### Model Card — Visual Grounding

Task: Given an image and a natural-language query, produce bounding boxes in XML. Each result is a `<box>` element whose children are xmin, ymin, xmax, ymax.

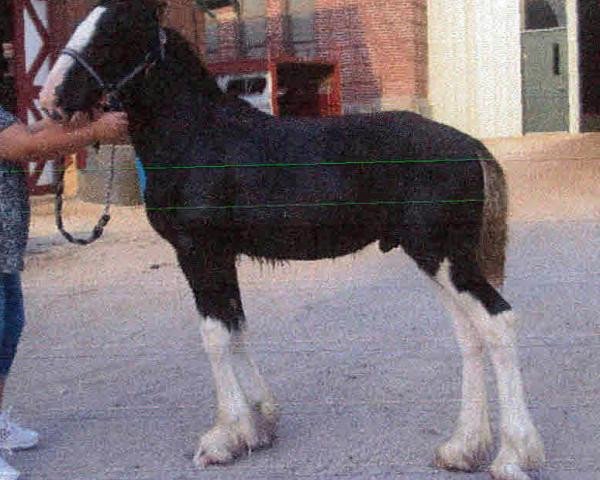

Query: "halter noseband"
<box><xmin>60</xmin><ymin>28</ymin><xmax>167</xmax><ymax>110</ymax></box>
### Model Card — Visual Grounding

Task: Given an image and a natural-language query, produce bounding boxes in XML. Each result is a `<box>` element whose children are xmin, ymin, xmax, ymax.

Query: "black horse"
<box><xmin>40</xmin><ymin>1</ymin><xmax>544</xmax><ymax>478</ymax></box>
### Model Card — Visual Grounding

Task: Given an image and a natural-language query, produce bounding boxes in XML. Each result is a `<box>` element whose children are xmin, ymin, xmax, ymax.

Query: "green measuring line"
<box><xmin>145</xmin><ymin>198</ymin><xmax>484</xmax><ymax>212</ymax></box>
<box><xmin>1</xmin><ymin>156</ymin><xmax>487</xmax><ymax>175</ymax></box>
<box><xmin>142</xmin><ymin>156</ymin><xmax>484</xmax><ymax>172</ymax></box>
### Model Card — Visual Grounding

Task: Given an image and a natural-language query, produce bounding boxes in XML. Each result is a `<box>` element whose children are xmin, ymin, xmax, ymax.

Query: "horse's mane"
<box><xmin>163</xmin><ymin>27</ymin><xmax>224</xmax><ymax>101</ymax></box>
<box><xmin>162</xmin><ymin>27</ymin><xmax>271</xmax><ymax>121</ymax></box>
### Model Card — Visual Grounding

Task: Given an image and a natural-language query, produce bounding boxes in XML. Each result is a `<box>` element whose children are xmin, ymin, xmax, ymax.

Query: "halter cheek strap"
<box><xmin>61</xmin><ymin>48</ymin><xmax>107</xmax><ymax>89</ymax></box>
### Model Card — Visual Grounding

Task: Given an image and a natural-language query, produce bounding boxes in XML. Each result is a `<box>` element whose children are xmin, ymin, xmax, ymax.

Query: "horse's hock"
<box><xmin>78</xmin><ymin>144</ymin><xmax>143</xmax><ymax>206</ymax></box>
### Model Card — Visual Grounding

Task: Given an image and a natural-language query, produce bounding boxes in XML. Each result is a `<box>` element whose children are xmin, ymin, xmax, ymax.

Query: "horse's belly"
<box><xmin>238</xmin><ymin>224</ymin><xmax>378</xmax><ymax>260</ymax></box>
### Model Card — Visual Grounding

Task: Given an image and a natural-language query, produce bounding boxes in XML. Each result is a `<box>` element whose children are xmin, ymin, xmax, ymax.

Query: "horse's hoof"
<box><xmin>490</xmin><ymin>433</ymin><xmax>545</xmax><ymax>480</ymax></box>
<box><xmin>434</xmin><ymin>435</ymin><xmax>492</xmax><ymax>472</ymax></box>
<box><xmin>193</xmin><ymin>407</ymin><xmax>278</xmax><ymax>468</ymax></box>
<box><xmin>193</xmin><ymin>424</ymin><xmax>242</xmax><ymax>468</ymax></box>
<box><xmin>195</xmin><ymin>451</ymin><xmax>232</xmax><ymax>468</ymax></box>
<box><xmin>490</xmin><ymin>463</ymin><xmax>533</xmax><ymax>480</ymax></box>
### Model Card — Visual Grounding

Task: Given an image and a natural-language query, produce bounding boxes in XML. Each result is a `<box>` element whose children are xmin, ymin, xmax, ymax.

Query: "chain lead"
<box><xmin>55</xmin><ymin>146</ymin><xmax>116</xmax><ymax>246</ymax></box>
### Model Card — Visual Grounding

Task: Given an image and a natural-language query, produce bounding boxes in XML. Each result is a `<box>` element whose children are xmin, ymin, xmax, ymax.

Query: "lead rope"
<box><xmin>55</xmin><ymin>144</ymin><xmax>115</xmax><ymax>246</ymax></box>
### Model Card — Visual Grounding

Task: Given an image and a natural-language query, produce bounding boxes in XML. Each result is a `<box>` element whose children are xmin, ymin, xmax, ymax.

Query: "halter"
<box><xmin>54</xmin><ymin>28</ymin><xmax>167</xmax><ymax>246</ymax></box>
<box><xmin>60</xmin><ymin>28</ymin><xmax>167</xmax><ymax>111</ymax></box>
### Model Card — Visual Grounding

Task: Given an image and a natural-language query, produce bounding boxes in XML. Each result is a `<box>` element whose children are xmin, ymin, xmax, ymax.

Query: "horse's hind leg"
<box><xmin>434</xmin><ymin>286</ymin><xmax>492</xmax><ymax>472</ymax></box>
<box><xmin>435</xmin><ymin>257</ymin><xmax>544</xmax><ymax>480</ymax></box>
<box><xmin>175</xmin><ymin>242</ymin><xmax>277</xmax><ymax>467</ymax></box>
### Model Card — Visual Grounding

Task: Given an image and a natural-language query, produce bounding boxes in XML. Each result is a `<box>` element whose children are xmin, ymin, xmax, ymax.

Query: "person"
<box><xmin>0</xmin><ymin>105</ymin><xmax>129</xmax><ymax>480</ymax></box>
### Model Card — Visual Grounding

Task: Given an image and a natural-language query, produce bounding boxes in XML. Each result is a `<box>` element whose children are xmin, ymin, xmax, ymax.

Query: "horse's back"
<box><xmin>241</xmin><ymin>110</ymin><xmax>487</xmax><ymax>218</ymax></box>
<box><xmin>264</xmin><ymin>110</ymin><xmax>487</xmax><ymax>161</ymax></box>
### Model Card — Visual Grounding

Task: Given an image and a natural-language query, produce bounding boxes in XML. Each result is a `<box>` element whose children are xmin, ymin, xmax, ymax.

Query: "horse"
<box><xmin>39</xmin><ymin>1</ymin><xmax>544</xmax><ymax>478</ymax></box>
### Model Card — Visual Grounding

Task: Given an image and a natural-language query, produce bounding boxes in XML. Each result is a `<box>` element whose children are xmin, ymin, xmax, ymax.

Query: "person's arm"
<box><xmin>0</xmin><ymin>112</ymin><xmax>128</xmax><ymax>164</ymax></box>
<box><xmin>26</xmin><ymin>117</ymin><xmax>56</xmax><ymax>134</ymax></box>
<box><xmin>26</xmin><ymin>112</ymin><xmax>92</xmax><ymax>134</ymax></box>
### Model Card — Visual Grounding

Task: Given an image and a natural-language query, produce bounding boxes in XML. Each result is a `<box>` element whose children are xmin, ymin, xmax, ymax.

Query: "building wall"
<box><xmin>204</xmin><ymin>0</ymin><xmax>429</xmax><ymax>115</ymax></box>
<box><xmin>164</xmin><ymin>0</ymin><xmax>206</xmax><ymax>53</ymax></box>
<box><xmin>428</xmin><ymin>0</ymin><xmax>523</xmax><ymax>138</ymax></box>
<box><xmin>318</xmin><ymin>0</ymin><xmax>428</xmax><ymax>114</ymax></box>
<box><xmin>50</xmin><ymin>0</ymin><xmax>204</xmax><ymax>52</ymax></box>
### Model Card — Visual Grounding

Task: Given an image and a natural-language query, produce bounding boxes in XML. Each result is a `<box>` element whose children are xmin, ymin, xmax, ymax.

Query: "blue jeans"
<box><xmin>0</xmin><ymin>273</ymin><xmax>25</xmax><ymax>377</ymax></box>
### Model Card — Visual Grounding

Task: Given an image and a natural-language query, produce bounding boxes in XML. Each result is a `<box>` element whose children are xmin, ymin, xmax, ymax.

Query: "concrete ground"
<box><xmin>5</xmin><ymin>134</ymin><xmax>600</xmax><ymax>479</ymax></box>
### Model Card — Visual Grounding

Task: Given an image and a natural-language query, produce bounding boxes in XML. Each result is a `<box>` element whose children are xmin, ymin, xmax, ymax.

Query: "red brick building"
<box><xmin>202</xmin><ymin>0</ymin><xmax>429</xmax><ymax>116</ymax></box>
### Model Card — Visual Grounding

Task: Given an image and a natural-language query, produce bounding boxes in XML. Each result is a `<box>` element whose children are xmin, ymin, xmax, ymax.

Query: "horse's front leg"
<box><xmin>176</xmin><ymin>244</ymin><xmax>278</xmax><ymax>467</ymax></box>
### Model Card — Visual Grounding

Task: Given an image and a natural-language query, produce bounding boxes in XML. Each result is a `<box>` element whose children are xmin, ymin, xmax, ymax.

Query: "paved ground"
<box><xmin>6</xmin><ymin>134</ymin><xmax>600</xmax><ymax>479</ymax></box>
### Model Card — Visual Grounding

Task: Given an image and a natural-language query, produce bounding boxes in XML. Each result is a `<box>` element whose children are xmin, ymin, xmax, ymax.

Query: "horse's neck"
<box><xmin>127</xmin><ymin>53</ymin><xmax>266</xmax><ymax>165</ymax></box>
<box><xmin>126</xmin><ymin>54</ymin><xmax>211</xmax><ymax>160</ymax></box>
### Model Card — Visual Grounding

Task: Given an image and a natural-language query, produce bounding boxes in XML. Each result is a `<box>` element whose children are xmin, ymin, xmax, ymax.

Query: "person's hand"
<box><xmin>68</xmin><ymin>111</ymin><xmax>93</xmax><ymax>129</ymax></box>
<box><xmin>90</xmin><ymin>111</ymin><xmax>130</xmax><ymax>143</ymax></box>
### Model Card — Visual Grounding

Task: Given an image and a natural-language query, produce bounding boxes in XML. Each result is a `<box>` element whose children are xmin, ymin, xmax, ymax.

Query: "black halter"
<box><xmin>60</xmin><ymin>28</ymin><xmax>167</xmax><ymax>111</ymax></box>
<box><xmin>54</xmin><ymin>28</ymin><xmax>167</xmax><ymax>247</ymax></box>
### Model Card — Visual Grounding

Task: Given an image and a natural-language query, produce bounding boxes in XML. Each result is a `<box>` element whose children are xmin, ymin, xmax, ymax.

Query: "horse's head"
<box><xmin>40</xmin><ymin>0</ymin><xmax>166</xmax><ymax>120</ymax></box>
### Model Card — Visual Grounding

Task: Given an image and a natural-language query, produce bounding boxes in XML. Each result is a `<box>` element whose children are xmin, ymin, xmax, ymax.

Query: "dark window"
<box><xmin>202</xmin><ymin>1</ymin><xmax>266</xmax><ymax>58</ymax></box>
<box><xmin>205</xmin><ymin>14</ymin><xmax>219</xmax><ymax>54</ymax></box>
<box><xmin>239</xmin><ymin>0</ymin><xmax>267</xmax><ymax>58</ymax></box>
<box><xmin>226</xmin><ymin>77</ymin><xmax>267</xmax><ymax>96</ymax></box>
<box><xmin>285</xmin><ymin>0</ymin><xmax>316</xmax><ymax>58</ymax></box>
<box><xmin>525</xmin><ymin>0</ymin><xmax>566</xmax><ymax>30</ymax></box>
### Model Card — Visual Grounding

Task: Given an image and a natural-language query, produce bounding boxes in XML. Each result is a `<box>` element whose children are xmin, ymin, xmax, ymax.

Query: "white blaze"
<box><xmin>40</xmin><ymin>6</ymin><xmax>107</xmax><ymax>112</ymax></box>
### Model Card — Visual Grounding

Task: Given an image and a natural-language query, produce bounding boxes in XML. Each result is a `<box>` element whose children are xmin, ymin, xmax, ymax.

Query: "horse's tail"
<box><xmin>476</xmin><ymin>149</ymin><xmax>508</xmax><ymax>289</ymax></box>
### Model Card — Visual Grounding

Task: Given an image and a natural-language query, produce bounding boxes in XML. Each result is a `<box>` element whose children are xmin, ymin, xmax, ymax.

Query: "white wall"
<box><xmin>566</xmin><ymin>0</ymin><xmax>580</xmax><ymax>133</ymax></box>
<box><xmin>428</xmin><ymin>0</ymin><xmax>523</xmax><ymax>138</ymax></box>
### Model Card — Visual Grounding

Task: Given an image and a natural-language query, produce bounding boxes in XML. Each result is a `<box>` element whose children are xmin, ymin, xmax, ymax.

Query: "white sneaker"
<box><xmin>0</xmin><ymin>410</ymin><xmax>39</xmax><ymax>451</ymax></box>
<box><xmin>0</xmin><ymin>456</ymin><xmax>19</xmax><ymax>480</ymax></box>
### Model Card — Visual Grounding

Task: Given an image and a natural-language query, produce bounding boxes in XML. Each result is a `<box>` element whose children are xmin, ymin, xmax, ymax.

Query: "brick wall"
<box><xmin>203</xmin><ymin>0</ymin><xmax>429</xmax><ymax>114</ymax></box>
<box><xmin>314</xmin><ymin>0</ymin><xmax>428</xmax><ymax>113</ymax></box>
<box><xmin>164</xmin><ymin>0</ymin><xmax>206</xmax><ymax>54</ymax></box>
